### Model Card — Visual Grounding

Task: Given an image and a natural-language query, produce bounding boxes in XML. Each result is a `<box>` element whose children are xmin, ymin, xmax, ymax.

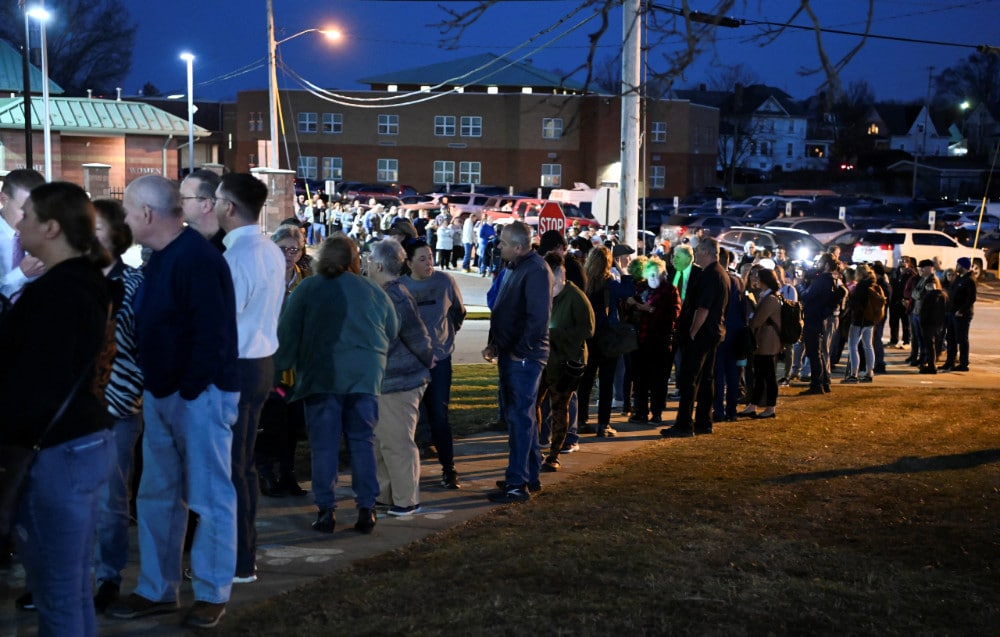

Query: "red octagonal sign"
<box><xmin>537</xmin><ymin>201</ymin><xmax>567</xmax><ymax>235</ymax></box>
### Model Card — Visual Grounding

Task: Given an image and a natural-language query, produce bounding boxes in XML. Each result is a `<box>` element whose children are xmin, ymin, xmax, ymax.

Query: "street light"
<box><xmin>27</xmin><ymin>5</ymin><xmax>51</xmax><ymax>181</ymax></box>
<box><xmin>180</xmin><ymin>52</ymin><xmax>195</xmax><ymax>174</ymax></box>
<box><xmin>266</xmin><ymin>0</ymin><xmax>342</xmax><ymax>169</ymax></box>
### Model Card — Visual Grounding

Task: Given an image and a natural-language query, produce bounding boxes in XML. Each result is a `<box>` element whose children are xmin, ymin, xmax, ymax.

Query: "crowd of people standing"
<box><xmin>0</xmin><ymin>175</ymin><xmax>980</xmax><ymax>632</ymax></box>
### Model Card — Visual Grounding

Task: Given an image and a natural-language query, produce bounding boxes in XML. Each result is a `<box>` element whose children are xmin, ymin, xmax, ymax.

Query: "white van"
<box><xmin>852</xmin><ymin>228</ymin><xmax>985</xmax><ymax>274</ymax></box>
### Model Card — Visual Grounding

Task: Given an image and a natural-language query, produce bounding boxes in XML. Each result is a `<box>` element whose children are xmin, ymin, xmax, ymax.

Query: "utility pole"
<box><xmin>22</xmin><ymin>8</ymin><xmax>32</xmax><ymax>170</ymax></box>
<box><xmin>619</xmin><ymin>0</ymin><xmax>642</xmax><ymax>251</ymax></box>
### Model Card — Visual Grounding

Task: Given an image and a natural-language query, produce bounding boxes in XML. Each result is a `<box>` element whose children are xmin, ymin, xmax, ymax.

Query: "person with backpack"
<box><xmin>842</xmin><ymin>264</ymin><xmax>885</xmax><ymax>383</ymax></box>
<box><xmin>739</xmin><ymin>267</ymin><xmax>782</xmax><ymax>419</ymax></box>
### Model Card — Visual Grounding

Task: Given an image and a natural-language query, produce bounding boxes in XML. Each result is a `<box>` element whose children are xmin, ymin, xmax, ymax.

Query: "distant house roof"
<box><xmin>358</xmin><ymin>53</ymin><xmax>586</xmax><ymax>92</ymax></box>
<box><xmin>0</xmin><ymin>39</ymin><xmax>64</xmax><ymax>95</ymax></box>
<box><xmin>0</xmin><ymin>97</ymin><xmax>210</xmax><ymax>136</ymax></box>
<box><xmin>870</xmin><ymin>103</ymin><xmax>951</xmax><ymax>137</ymax></box>
<box><xmin>676</xmin><ymin>84</ymin><xmax>805</xmax><ymax>117</ymax></box>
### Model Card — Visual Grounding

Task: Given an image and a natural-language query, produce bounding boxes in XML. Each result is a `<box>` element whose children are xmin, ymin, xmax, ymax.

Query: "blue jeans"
<box><xmin>498</xmin><ymin>356</ymin><xmax>544</xmax><ymax>488</ymax></box>
<box><xmin>462</xmin><ymin>242</ymin><xmax>473</xmax><ymax>270</ymax></box>
<box><xmin>17</xmin><ymin>429</ymin><xmax>114</xmax><ymax>637</ymax></box>
<box><xmin>847</xmin><ymin>325</ymin><xmax>875</xmax><ymax>377</ymax></box>
<box><xmin>304</xmin><ymin>393</ymin><xmax>379</xmax><ymax>511</ymax></box>
<box><xmin>233</xmin><ymin>357</ymin><xmax>273</xmax><ymax>577</ymax></box>
<box><xmin>417</xmin><ymin>357</ymin><xmax>456</xmax><ymax>472</ymax></box>
<box><xmin>946</xmin><ymin>313</ymin><xmax>971</xmax><ymax>366</ymax></box>
<box><xmin>94</xmin><ymin>413</ymin><xmax>143</xmax><ymax>588</ymax></box>
<box><xmin>478</xmin><ymin>240</ymin><xmax>490</xmax><ymax>274</ymax></box>
<box><xmin>308</xmin><ymin>222</ymin><xmax>326</xmax><ymax>245</ymax></box>
<box><xmin>136</xmin><ymin>386</ymin><xmax>239</xmax><ymax>605</ymax></box>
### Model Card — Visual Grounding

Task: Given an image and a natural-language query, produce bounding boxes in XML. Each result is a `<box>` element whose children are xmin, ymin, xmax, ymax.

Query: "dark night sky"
<box><xmin>119</xmin><ymin>1</ymin><xmax>997</xmax><ymax>104</ymax></box>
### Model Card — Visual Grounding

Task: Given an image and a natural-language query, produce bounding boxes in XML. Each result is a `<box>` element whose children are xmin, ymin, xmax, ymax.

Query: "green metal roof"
<box><xmin>0</xmin><ymin>97</ymin><xmax>210</xmax><ymax>136</ymax></box>
<box><xmin>0</xmin><ymin>38</ymin><xmax>64</xmax><ymax>95</ymax></box>
<box><xmin>358</xmin><ymin>53</ymin><xmax>586</xmax><ymax>92</ymax></box>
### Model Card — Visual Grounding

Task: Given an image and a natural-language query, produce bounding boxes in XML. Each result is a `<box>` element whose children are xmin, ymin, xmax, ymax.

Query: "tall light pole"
<box><xmin>265</xmin><ymin>0</ymin><xmax>341</xmax><ymax>169</ymax></box>
<box><xmin>22</xmin><ymin>6</ymin><xmax>33</xmax><ymax>169</ymax></box>
<box><xmin>180</xmin><ymin>52</ymin><xmax>195</xmax><ymax>174</ymax></box>
<box><xmin>27</xmin><ymin>5</ymin><xmax>51</xmax><ymax>181</ymax></box>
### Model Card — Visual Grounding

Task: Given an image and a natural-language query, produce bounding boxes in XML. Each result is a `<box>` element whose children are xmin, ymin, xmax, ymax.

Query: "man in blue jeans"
<box><xmin>111</xmin><ymin>175</ymin><xmax>241</xmax><ymax>630</ymax></box>
<box><xmin>482</xmin><ymin>221</ymin><xmax>552</xmax><ymax>503</ymax></box>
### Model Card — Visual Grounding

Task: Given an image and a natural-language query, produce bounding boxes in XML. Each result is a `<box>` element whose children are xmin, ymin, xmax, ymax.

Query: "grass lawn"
<box><xmin>251</xmin><ymin>381</ymin><xmax>999</xmax><ymax>636</ymax></box>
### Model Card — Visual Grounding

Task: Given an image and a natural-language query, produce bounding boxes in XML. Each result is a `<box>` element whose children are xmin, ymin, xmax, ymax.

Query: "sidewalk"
<box><xmin>0</xmin><ymin>407</ymin><xmax>652</xmax><ymax>636</ymax></box>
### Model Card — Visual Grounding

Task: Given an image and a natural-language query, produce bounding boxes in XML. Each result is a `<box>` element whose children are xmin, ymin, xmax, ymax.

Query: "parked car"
<box><xmin>824</xmin><ymin>229</ymin><xmax>868</xmax><ymax>264</ymax></box>
<box><xmin>661</xmin><ymin>214</ymin><xmax>741</xmax><ymax>244</ymax></box>
<box><xmin>717</xmin><ymin>226</ymin><xmax>825</xmax><ymax>266</ymax></box>
<box><xmin>481</xmin><ymin>195</ymin><xmax>532</xmax><ymax>221</ymax></box>
<box><xmin>763</xmin><ymin>217</ymin><xmax>851</xmax><ymax>244</ymax></box>
<box><xmin>851</xmin><ymin>228</ymin><xmax>985</xmax><ymax>275</ymax></box>
<box><xmin>445</xmin><ymin>193</ymin><xmax>492</xmax><ymax>217</ymax></box>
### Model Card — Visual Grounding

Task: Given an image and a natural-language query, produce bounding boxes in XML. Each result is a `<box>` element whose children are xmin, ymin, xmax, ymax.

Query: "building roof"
<box><xmin>0</xmin><ymin>97</ymin><xmax>210</xmax><ymax>136</ymax></box>
<box><xmin>0</xmin><ymin>39</ymin><xmax>64</xmax><ymax>95</ymax></box>
<box><xmin>358</xmin><ymin>53</ymin><xmax>586</xmax><ymax>92</ymax></box>
<box><xmin>676</xmin><ymin>84</ymin><xmax>805</xmax><ymax>117</ymax></box>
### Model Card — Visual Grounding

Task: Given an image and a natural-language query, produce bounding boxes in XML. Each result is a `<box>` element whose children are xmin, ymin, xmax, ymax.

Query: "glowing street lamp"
<box><xmin>26</xmin><ymin>5</ymin><xmax>51</xmax><ymax>180</ymax></box>
<box><xmin>266</xmin><ymin>0</ymin><xmax>342</xmax><ymax>169</ymax></box>
<box><xmin>180</xmin><ymin>52</ymin><xmax>195</xmax><ymax>174</ymax></box>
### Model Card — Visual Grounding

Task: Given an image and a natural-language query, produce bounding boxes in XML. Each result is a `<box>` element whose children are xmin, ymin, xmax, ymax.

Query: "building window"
<box><xmin>651</xmin><ymin>121</ymin><xmax>667</xmax><ymax>143</ymax></box>
<box><xmin>297</xmin><ymin>112</ymin><xmax>318</xmax><ymax>133</ymax></box>
<box><xmin>806</xmin><ymin>144</ymin><xmax>825</xmax><ymax>159</ymax></box>
<box><xmin>459</xmin><ymin>161</ymin><xmax>481</xmax><ymax>184</ymax></box>
<box><xmin>434</xmin><ymin>160</ymin><xmax>455</xmax><ymax>184</ymax></box>
<box><xmin>297</xmin><ymin>156</ymin><xmax>317</xmax><ymax>179</ymax></box>
<box><xmin>378</xmin><ymin>114</ymin><xmax>399</xmax><ymax>135</ymax></box>
<box><xmin>377</xmin><ymin>158</ymin><xmax>398</xmax><ymax>182</ymax></box>
<box><xmin>789</xmin><ymin>120</ymin><xmax>795</xmax><ymax>132</ymax></box>
<box><xmin>322</xmin><ymin>157</ymin><xmax>343</xmax><ymax>180</ymax></box>
<box><xmin>649</xmin><ymin>165</ymin><xmax>665</xmax><ymax>189</ymax></box>
<box><xmin>460</xmin><ymin>116</ymin><xmax>482</xmax><ymax>137</ymax></box>
<box><xmin>248</xmin><ymin>112</ymin><xmax>264</xmax><ymax>132</ymax></box>
<box><xmin>760</xmin><ymin>142</ymin><xmax>769</xmax><ymax>157</ymax></box>
<box><xmin>322</xmin><ymin>113</ymin><xmax>343</xmax><ymax>134</ymax></box>
<box><xmin>868</xmin><ymin>123</ymin><xmax>879</xmax><ymax>135</ymax></box>
<box><xmin>434</xmin><ymin>115</ymin><xmax>456</xmax><ymax>136</ymax></box>
<box><xmin>787</xmin><ymin>143</ymin><xmax>794</xmax><ymax>157</ymax></box>
<box><xmin>542</xmin><ymin>118</ymin><xmax>563</xmax><ymax>139</ymax></box>
<box><xmin>541</xmin><ymin>163</ymin><xmax>561</xmax><ymax>187</ymax></box>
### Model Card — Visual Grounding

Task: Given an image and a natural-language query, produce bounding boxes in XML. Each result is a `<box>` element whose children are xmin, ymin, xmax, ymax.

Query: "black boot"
<box><xmin>258</xmin><ymin>469</ymin><xmax>285</xmax><ymax>498</ymax></box>
<box><xmin>354</xmin><ymin>508</ymin><xmax>376</xmax><ymax>534</ymax></box>
<box><xmin>312</xmin><ymin>508</ymin><xmax>336</xmax><ymax>533</ymax></box>
<box><xmin>278</xmin><ymin>471</ymin><xmax>308</xmax><ymax>497</ymax></box>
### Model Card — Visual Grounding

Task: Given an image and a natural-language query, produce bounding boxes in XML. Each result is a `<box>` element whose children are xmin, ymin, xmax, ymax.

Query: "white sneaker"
<box><xmin>233</xmin><ymin>572</ymin><xmax>258</xmax><ymax>584</ymax></box>
<box><xmin>561</xmin><ymin>443</ymin><xmax>580</xmax><ymax>453</ymax></box>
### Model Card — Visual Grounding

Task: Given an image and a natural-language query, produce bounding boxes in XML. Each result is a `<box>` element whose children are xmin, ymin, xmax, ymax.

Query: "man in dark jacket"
<box><xmin>483</xmin><ymin>221</ymin><xmax>553</xmax><ymax>503</ymax></box>
<box><xmin>798</xmin><ymin>254</ymin><xmax>838</xmax><ymax>395</ymax></box>
<box><xmin>943</xmin><ymin>256</ymin><xmax>977</xmax><ymax>372</ymax></box>
<box><xmin>661</xmin><ymin>237</ymin><xmax>729</xmax><ymax>437</ymax></box>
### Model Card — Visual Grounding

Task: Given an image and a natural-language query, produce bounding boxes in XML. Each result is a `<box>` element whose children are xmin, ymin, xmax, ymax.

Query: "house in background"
<box><xmin>865</xmin><ymin>103</ymin><xmax>950</xmax><ymax>157</ymax></box>
<box><xmin>675</xmin><ymin>84</ymin><xmax>819</xmax><ymax>180</ymax></box>
<box><xmin>228</xmin><ymin>53</ymin><xmax>719</xmax><ymax>197</ymax></box>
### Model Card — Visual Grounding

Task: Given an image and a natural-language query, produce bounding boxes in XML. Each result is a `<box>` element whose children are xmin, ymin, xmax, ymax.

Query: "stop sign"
<box><xmin>537</xmin><ymin>201</ymin><xmax>566</xmax><ymax>235</ymax></box>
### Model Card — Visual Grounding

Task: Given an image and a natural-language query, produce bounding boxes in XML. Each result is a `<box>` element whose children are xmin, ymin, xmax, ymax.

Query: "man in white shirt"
<box><xmin>214</xmin><ymin>173</ymin><xmax>285</xmax><ymax>583</ymax></box>
<box><xmin>0</xmin><ymin>169</ymin><xmax>46</xmax><ymax>299</ymax></box>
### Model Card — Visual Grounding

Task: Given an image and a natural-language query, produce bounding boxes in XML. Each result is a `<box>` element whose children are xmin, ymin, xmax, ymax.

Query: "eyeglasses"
<box><xmin>180</xmin><ymin>196</ymin><xmax>214</xmax><ymax>203</ymax></box>
<box><xmin>280</xmin><ymin>246</ymin><xmax>301</xmax><ymax>254</ymax></box>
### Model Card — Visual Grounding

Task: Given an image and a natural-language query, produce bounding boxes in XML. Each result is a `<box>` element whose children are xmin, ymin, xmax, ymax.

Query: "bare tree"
<box><xmin>708</xmin><ymin>63</ymin><xmax>759</xmax><ymax>92</ymax></box>
<box><xmin>932</xmin><ymin>51</ymin><xmax>1000</xmax><ymax>115</ymax></box>
<box><xmin>435</xmin><ymin>1</ymin><xmax>874</xmax><ymax>103</ymax></box>
<box><xmin>0</xmin><ymin>0</ymin><xmax>137</xmax><ymax>96</ymax></box>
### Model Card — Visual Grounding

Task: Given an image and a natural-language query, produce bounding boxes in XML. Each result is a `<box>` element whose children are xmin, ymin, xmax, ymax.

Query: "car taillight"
<box><xmin>880</xmin><ymin>244</ymin><xmax>892</xmax><ymax>251</ymax></box>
